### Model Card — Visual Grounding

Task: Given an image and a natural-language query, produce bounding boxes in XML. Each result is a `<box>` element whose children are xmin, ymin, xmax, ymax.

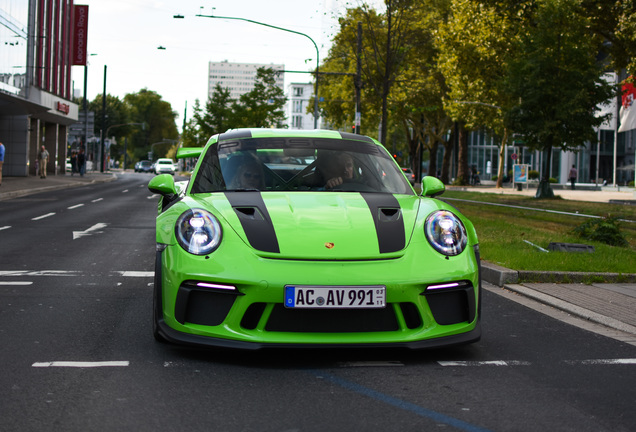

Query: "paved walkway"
<box><xmin>448</xmin><ymin>183</ymin><xmax>636</xmax><ymax>203</ymax></box>
<box><xmin>0</xmin><ymin>171</ymin><xmax>117</xmax><ymax>201</ymax></box>
<box><xmin>1</xmin><ymin>172</ymin><xmax>635</xmax><ymax>344</ymax></box>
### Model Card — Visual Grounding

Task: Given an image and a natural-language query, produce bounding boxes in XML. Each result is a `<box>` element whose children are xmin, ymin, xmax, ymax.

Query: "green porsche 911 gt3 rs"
<box><xmin>148</xmin><ymin>128</ymin><xmax>481</xmax><ymax>349</ymax></box>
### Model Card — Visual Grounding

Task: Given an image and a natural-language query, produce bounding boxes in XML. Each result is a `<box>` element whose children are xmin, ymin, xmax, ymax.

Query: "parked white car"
<box><xmin>155</xmin><ymin>158</ymin><xmax>176</xmax><ymax>175</ymax></box>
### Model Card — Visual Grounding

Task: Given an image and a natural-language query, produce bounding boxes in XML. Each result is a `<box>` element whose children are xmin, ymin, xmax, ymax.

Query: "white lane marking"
<box><xmin>0</xmin><ymin>270</ymin><xmax>81</xmax><ymax>276</ymax></box>
<box><xmin>439</xmin><ymin>359</ymin><xmax>636</xmax><ymax>367</ymax></box>
<box><xmin>0</xmin><ymin>226</ymin><xmax>11</xmax><ymax>231</ymax></box>
<box><xmin>338</xmin><ymin>361</ymin><xmax>404</xmax><ymax>367</ymax></box>
<box><xmin>438</xmin><ymin>361</ymin><xmax>531</xmax><ymax>367</ymax></box>
<box><xmin>32</xmin><ymin>212</ymin><xmax>56</xmax><ymax>221</ymax></box>
<box><xmin>148</xmin><ymin>195</ymin><xmax>157</xmax><ymax>199</ymax></box>
<box><xmin>0</xmin><ymin>270</ymin><xmax>151</xmax><ymax>277</ymax></box>
<box><xmin>32</xmin><ymin>361</ymin><xmax>129</xmax><ymax>368</ymax></box>
<box><xmin>566</xmin><ymin>358</ymin><xmax>636</xmax><ymax>365</ymax></box>
<box><xmin>73</xmin><ymin>222</ymin><xmax>108</xmax><ymax>240</ymax></box>
<box><xmin>117</xmin><ymin>271</ymin><xmax>154</xmax><ymax>277</ymax></box>
<box><xmin>122</xmin><ymin>189</ymin><xmax>129</xmax><ymax>193</ymax></box>
<box><xmin>67</xmin><ymin>204</ymin><xmax>85</xmax><ymax>210</ymax></box>
<box><xmin>0</xmin><ymin>281</ymin><xmax>33</xmax><ymax>286</ymax></box>
<box><xmin>91</xmin><ymin>198</ymin><xmax>103</xmax><ymax>203</ymax></box>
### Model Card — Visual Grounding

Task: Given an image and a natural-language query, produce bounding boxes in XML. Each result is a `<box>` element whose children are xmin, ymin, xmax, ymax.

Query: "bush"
<box><xmin>549</xmin><ymin>177</ymin><xmax>557</xmax><ymax>183</ymax></box>
<box><xmin>528</xmin><ymin>170</ymin><xmax>540</xmax><ymax>180</ymax></box>
<box><xmin>573</xmin><ymin>216</ymin><xmax>628</xmax><ymax>247</ymax></box>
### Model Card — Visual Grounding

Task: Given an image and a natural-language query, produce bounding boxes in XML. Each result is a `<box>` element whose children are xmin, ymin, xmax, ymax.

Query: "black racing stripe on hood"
<box><xmin>361</xmin><ymin>193</ymin><xmax>405</xmax><ymax>253</ymax></box>
<box><xmin>224</xmin><ymin>192</ymin><xmax>280</xmax><ymax>253</ymax></box>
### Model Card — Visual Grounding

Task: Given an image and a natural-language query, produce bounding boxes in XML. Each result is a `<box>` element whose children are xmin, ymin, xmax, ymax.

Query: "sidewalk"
<box><xmin>482</xmin><ymin>262</ymin><xmax>636</xmax><ymax>342</ymax></box>
<box><xmin>0</xmin><ymin>171</ymin><xmax>117</xmax><ymax>201</ymax></box>
<box><xmin>1</xmin><ymin>172</ymin><xmax>635</xmax><ymax>342</ymax></box>
<box><xmin>448</xmin><ymin>183</ymin><xmax>636</xmax><ymax>204</ymax></box>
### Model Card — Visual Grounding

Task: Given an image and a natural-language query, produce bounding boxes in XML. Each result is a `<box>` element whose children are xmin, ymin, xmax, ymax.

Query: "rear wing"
<box><xmin>176</xmin><ymin>147</ymin><xmax>203</xmax><ymax>159</ymax></box>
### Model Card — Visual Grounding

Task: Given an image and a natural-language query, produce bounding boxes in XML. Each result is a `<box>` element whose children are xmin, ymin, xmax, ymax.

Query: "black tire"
<box><xmin>153</xmin><ymin>251</ymin><xmax>168</xmax><ymax>343</ymax></box>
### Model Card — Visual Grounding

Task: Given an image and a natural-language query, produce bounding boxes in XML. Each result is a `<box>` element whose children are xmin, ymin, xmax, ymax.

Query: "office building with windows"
<box><xmin>286</xmin><ymin>82</ymin><xmax>316</xmax><ymax>130</ymax></box>
<box><xmin>0</xmin><ymin>0</ymin><xmax>80</xmax><ymax>177</ymax></box>
<box><xmin>208</xmin><ymin>61</ymin><xmax>284</xmax><ymax>101</ymax></box>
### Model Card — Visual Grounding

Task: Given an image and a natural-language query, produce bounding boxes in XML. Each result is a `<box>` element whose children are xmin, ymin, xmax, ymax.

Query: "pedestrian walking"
<box><xmin>568</xmin><ymin>164</ymin><xmax>577</xmax><ymax>190</ymax></box>
<box><xmin>38</xmin><ymin>145</ymin><xmax>49</xmax><ymax>179</ymax></box>
<box><xmin>0</xmin><ymin>140</ymin><xmax>5</xmax><ymax>186</ymax></box>
<box><xmin>77</xmin><ymin>148</ymin><xmax>86</xmax><ymax>176</ymax></box>
<box><xmin>70</xmin><ymin>150</ymin><xmax>78</xmax><ymax>176</ymax></box>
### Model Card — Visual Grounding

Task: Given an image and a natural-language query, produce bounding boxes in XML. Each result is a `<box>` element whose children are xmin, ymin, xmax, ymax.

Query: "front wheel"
<box><xmin>152</xmin><ymin>252</ymin><xmax>168</xmax><ymax>343</ymax></box>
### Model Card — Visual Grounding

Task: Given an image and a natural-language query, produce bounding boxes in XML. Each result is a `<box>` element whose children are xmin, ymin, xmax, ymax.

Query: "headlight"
<box><xmin>425</xmin><ymin>210</ymin><xmax>467</xmax><ymax>256</ymax></box>
<box><xmin>175</xmin><ymin>209</ymin><xmax>222</xmax><ymax>255</ymax></box>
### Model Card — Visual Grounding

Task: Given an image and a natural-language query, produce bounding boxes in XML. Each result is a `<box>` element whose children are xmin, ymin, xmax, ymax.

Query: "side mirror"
<box><xmin>148</xmin><ymin>174</ymin><xmax>177</xmax><ymax>196</ymax></box>
<box><xmin>421</xmin><ymin>176</ymin><xmax>445</xmax><ymax>197</ymax></box>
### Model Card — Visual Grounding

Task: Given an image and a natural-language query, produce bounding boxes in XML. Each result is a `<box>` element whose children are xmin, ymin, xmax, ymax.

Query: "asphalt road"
<box><xmin>1</xmin><ymin>172</ymin><xmax>635</xmax><ymax>432</ymax></box>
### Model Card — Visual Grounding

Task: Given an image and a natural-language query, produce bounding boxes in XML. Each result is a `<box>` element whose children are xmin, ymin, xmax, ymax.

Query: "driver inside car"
<box><xmin>319</xmin><ymin>151</ymin><xmax>355</xmax><ymax>189</ymax></box>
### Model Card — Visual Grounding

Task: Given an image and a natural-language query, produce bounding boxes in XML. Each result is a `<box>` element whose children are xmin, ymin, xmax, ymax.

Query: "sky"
<box><xmin>74</xmin><ymin>0</ymin><xmax>383</xmax><ymax>132</ymax></box>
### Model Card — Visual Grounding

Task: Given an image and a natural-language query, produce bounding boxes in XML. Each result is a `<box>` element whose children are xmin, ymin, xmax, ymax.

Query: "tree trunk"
<box><xmin>496</xmin><ymin>128</ymin><xmax>509</xmax><ymax>188</ymax></box>
<box><xmin>440</xmin><ymin>139</ymin><xmax>453</xmax><ymax>184</ymax></box>
<box><xmin>457</xmin><ymin>124</ymin><xmax>469</xmax><ymax>185</ymax></box>
<box><xmin>428</xmin><ymin>141</ymin><xmax>439</xmax><ymax>179</ymax></box>
<box><xmin>535</xmin><ymin>143</ymin><xmax>555</xmax><ymax>198</ymax></box>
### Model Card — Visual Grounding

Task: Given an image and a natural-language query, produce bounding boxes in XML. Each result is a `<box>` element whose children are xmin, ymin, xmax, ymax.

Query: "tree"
<box><xmin>234</xmin><ymin>67</ymin><xmax>287</xmax><ymax>128</ymax></box>
<box><xmin>506</xmin><ymin>0</ymin><xmax>615</xmax><ymax>197</ymax></box>
<box><xmin>437</xmin><ymin>0</ymin><xmax>522</xmax><ymax>187</ymax></box>
<box><xmin>318</xmin><ymin>7</ymin><xmax>382</xmax><ymax>135</ymax></box>
<box><xmin>124</xmin><ymin>89</ymin><xmax>179</xmax><ymax>162</ymax></box>
<box><xmin>391</xmin><ymin>0</ymin><xmax>452</xmax><ymax>180</ymax></box>
<box><xmin>89</xmin><ymin>94</ymin><xmax>130</xmax><ymax>165</ymax></box>
<box><xmin>189</xmin><ymin>67</ymin><xmax>287</xmax><ymax>141</ymax></box>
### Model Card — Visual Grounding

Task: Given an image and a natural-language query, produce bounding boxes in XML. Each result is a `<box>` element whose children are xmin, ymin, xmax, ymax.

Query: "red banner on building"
<box><xmin>72</xmin><ymin>5</ymin><xmax>89</xmax><ymax>66</ymax></box>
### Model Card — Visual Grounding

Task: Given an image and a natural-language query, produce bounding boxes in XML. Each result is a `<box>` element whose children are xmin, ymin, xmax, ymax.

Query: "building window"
<box><xmin>293</xmin><ymin>87</ymin><xmax>304</xmax><ymax>97</ymax></box>
<box><xmin>292</xmin><ymin>116</ymin><xmax>303</xmax><ymax>128</ymax></box>
<box><xmin>293</xmin><ymin>100</ymin><xmax>303</xmax><ymax>113</ymax></box>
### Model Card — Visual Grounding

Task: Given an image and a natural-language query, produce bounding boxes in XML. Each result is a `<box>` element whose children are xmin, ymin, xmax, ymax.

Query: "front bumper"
<box><xmin>154</xmin><ymin>241</ymin><xmax>482</xmax><ymax>350</ymax></box>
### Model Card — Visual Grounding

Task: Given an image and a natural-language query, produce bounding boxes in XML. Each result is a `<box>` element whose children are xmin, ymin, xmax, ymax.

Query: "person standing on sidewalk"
<box><xmin>38</xmin><ymin>145</ymin><xmax>49</xmax><ymax>179</ymax></box>
<box><xmin>0</xmin><ymin>141</ymin><xmax>5</xmax><ymax>186</ymax></box>
<box><xmin>568</xmin><ymin>164</ymin><xmax>577</xmax><ymax>190</ymax></box>
<box><xmin>77</xmin><ymin>148</ymin><xmax>86</xmax><ymax>176</ymax></box>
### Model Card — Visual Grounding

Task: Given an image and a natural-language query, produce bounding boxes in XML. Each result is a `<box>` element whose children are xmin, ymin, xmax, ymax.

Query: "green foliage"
<box><xmin>573</xmin><ymin>216</ymin><xmax>629</xmax><ymax>247</ymax></box>
<box><xmin>505</xmin><ymin>0</ymin><xmax>614</xmax><ymax>154</ymax></box>
<box><xmin>442</xmin><ymin>190</ymin><xmax>636</xmax><ymax>272</ymax></box>
<box><xmin>185</xmin><ymin>67</ymin><xmax>287</xmax><ymax>146</ymax></box>
<box><xmin>124</xmin><ymin>89</ymin><xmax>179</xmax><ymax>162</ymax></box>
<box><xmin>528</xmin><ymin>170</ymin><xmax>540</xmax><ymax>180</ymax></box>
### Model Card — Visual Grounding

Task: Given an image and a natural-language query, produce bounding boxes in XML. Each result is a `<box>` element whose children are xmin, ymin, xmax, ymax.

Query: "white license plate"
<box><xmin>284</xmin><ymin>285</ymin><xmax>386</xmax><ymax>309</ymax></box>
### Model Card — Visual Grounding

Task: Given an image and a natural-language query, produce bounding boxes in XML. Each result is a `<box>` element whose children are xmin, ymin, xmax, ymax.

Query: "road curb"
<box><xmin>503</xmin><ymin>283</ymin><xmax>636</xmax><ymax>335</ymax></box>
<box><xmin>481</xmin><ymin>261</ymin><xmax>636</xmax><ymax>285</ymax></box>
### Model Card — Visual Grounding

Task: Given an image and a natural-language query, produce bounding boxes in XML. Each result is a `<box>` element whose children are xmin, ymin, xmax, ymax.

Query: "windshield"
<box><xmin>190</xmin><ymin>137</ymin><xmax>414</xmax><ymax>195</ymax></box>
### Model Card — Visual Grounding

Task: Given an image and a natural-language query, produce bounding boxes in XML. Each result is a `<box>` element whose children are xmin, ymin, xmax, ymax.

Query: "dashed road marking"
<box><xmin>438</xmin><ymin>359</ymin><xmax>636</xmax><ymax>367</ymax></box>
<box><xmin>438</xmin><ymin>360</ymin><xmax>531</xmax><ymax>367</ymax></box>
<box><xmin>32</xmin><ymin>361</ymin><xmax>129</xmax><ymax>368</ymax></box>
<box><xmin>67</xmin><ymin>204</ymin><xmax>84</xmax><ymax>209</ymax></box>
<box><xmin>32</xmin><ymin>212</ymin><xmax>56</xmax><ymax>221</ymax></box>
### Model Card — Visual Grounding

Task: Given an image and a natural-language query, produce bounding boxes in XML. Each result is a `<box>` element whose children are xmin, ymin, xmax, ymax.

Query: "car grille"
<box><xmin>173</xmin><ymin>282</ymin><xmax>475</xmax><ymax>332</ymax></box>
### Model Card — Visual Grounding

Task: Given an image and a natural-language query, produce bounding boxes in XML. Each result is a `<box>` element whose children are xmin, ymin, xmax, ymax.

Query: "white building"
<box><xmin>208</xmin><ymin>61</ymin><xmax>284</xmax><ymax>101</ymax></box>
<box><xmin>286</xmin><ymin>82</ymin><xmax>318</xmax><ymax>130</ymax></box>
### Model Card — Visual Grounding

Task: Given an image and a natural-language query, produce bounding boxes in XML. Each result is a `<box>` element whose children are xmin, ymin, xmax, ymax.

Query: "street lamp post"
<box><xmin>183</xmin><ymin>13</ymin><xmax>320</xmax><ymax>129</ymax></box>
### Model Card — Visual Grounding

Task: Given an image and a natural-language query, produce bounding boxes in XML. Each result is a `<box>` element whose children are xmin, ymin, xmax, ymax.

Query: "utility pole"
<box><xmin>100</xmin><ymin>65</ymin><xmax>107</xmax><ymax>173</ymax></box>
